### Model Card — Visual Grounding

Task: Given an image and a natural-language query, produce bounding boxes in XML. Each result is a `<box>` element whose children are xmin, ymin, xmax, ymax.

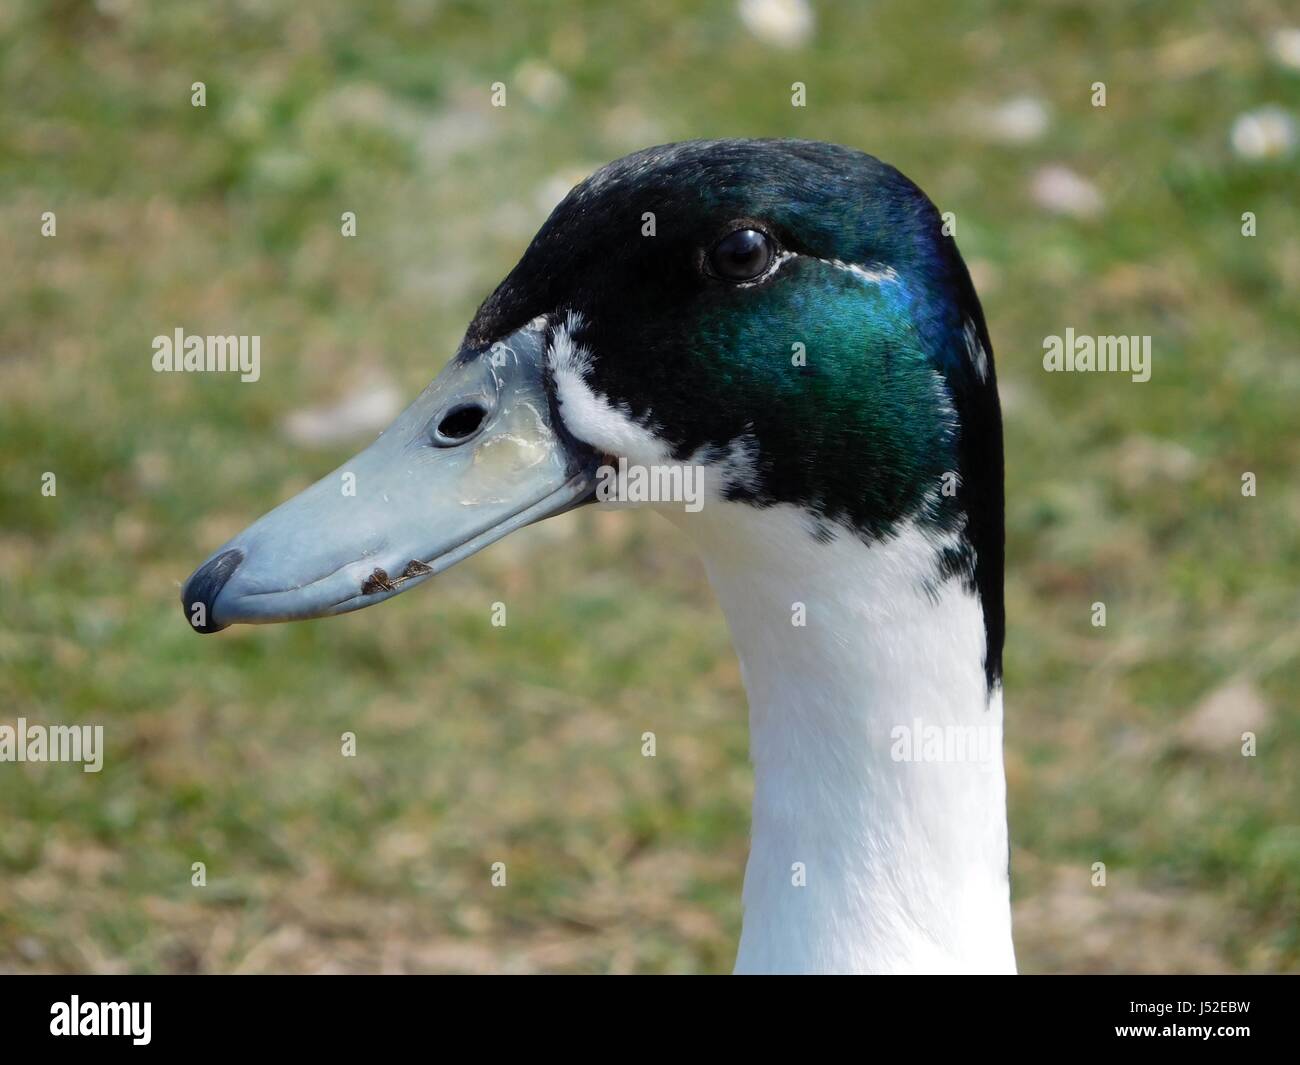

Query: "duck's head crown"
<box><xmin>469</xmin><ymin>139</ymin><xmax>1004</xmax><ymax>684</ymax></box>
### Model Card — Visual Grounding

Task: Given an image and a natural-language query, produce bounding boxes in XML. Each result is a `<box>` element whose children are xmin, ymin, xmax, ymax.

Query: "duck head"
<box><xmin>182</xmin><ymin>138</ymin><xmax>1002</xmax><ymax>685</ymax></box>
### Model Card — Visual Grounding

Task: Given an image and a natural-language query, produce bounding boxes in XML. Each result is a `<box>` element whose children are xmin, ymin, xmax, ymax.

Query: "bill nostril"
<box><xmin>181</xmin><ymin>548</ymin><xmax>244</xmax><ymax>634</ymax></box>
<box><xmin>433</xmin><ymin>402</ymin><xmax>489</xmax><ymax>446</ymax></box>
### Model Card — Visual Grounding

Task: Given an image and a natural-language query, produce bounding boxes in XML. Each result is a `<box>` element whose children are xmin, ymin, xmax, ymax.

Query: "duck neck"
<box><xmin>680</xmin><ymin>503</ymin><xmax>1015</xmax><ymax>974</ymax></box>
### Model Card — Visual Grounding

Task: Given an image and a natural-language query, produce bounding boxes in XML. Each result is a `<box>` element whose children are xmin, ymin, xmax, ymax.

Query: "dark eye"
<box><xmin>709</xmin><ymin>228</ymin><xmax>775</xmax><ymax>282</ymax></box>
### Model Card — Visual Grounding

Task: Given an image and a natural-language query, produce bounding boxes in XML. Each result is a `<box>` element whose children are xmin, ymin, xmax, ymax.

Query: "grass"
<box><xmin>1</xmin><ymin>0</ymin><xmax>1297</xmax><ymax>972</ymax></box>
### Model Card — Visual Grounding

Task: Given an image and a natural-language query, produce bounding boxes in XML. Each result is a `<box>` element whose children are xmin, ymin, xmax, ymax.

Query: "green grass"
<box><xmin>1</xmin><ymin>0</ymin><xmax>1297</xmax><ymax>972</ymax></box>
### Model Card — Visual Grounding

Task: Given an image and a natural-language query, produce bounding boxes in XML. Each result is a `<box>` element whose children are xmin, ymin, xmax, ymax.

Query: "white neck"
<box><xmin>672</xmin><ymin>502</ymin><xmax>1015</xmax><ymax>974</ymax></box>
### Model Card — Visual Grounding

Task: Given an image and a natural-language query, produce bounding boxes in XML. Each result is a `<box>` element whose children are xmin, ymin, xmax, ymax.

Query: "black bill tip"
<box><xmin>181</xmin><ymin>548</ymin><xmax>244</xmax><ymax>634</ymax></box>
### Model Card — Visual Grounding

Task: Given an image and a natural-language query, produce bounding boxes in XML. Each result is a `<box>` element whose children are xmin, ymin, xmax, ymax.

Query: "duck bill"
<box><xmin>182</xmin><ymin>322</ymin><xmax>599</xmax><ymax>633</ymax></box>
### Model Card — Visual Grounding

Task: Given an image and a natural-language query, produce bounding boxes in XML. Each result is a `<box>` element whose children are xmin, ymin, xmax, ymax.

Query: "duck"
<box><xmin>181</xmin><ymin>138</ymin><xmax>1013</xmax><ymax>975</ymax></box>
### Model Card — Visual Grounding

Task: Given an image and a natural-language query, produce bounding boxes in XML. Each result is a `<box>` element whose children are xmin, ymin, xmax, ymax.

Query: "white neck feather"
<box><xmin>671</xmin><ymin>502</ymin><xmax>1016</xmax><ymax>975</ymax></box>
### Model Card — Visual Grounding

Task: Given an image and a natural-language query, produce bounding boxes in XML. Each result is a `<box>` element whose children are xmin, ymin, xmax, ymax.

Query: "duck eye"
<box><xmin>709</xmin><ymin>228</ymin><xmax>774</xmax><ymax>282</ymax></box>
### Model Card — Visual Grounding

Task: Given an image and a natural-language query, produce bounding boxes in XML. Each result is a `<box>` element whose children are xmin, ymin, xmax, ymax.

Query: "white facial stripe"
<box><xmin>546</xmin><ymin>309</ymin><xmax>593</xmax><ymax>378</ymax></box>
<box><xmin>815</xmin><ymin>256</ymin><xmax>900</xmax><ymax>286</ymax></box>
<box><xmin>546</xmin><ymin>313</ymin><xmax>670</xmax><ymax>467</ymax></box>
<box><xmin>747</xmin><ymin>252</ymin><xmax>900</xmax><ymax>289</ymax></box>
<box><xmin>546</xmin><ymin>316</ymin><xmax>764</xmax><ymax>506</ymax></box>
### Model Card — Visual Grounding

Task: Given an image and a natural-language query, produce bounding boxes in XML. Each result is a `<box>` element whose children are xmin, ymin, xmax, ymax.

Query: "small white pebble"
<box><xmin>1030</xmin><ymin>165</ymin><xmax>1104</xmax><ymax>219</ymax></box>
<box><xmin>1230</xmin><ymin>106</ymin><xmax>1297</xmax><ymax>160</ymax></box>
<box><xmin>1269</xmin><ymin>28</ymin><xmax>1300</xmax><ymax>71</ymax></box>
<box><xmin>981</xmin><ymin>96</ymin><xmax>1050</xmax><ymax>143</ymax></box>
<box><xmin>737</xmin><ymin>0</ymin><xmax>814</xmax><ymax>49</ymax></box>
<box><xmin>514</xmin><ymin>60</ymin><xmax>567</xmax><ymax>109</ymax></box>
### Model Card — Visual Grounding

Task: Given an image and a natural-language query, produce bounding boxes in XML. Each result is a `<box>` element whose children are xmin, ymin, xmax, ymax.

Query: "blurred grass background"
<box><xmin>1</xmin><ymin>0</ymin><xmax>1297</xmax><ymax>973</ymax></box>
